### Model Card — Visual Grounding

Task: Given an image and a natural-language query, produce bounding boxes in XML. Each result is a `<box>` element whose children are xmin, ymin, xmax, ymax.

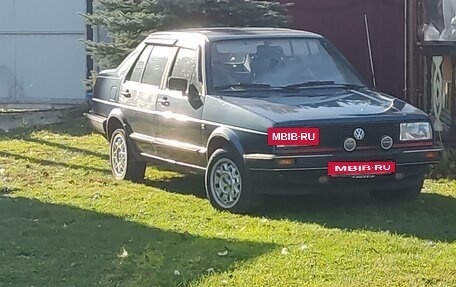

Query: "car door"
<box><xmin>119</xmin><ymin>45</ymin><xmax>155</xmax><ymax>152</ymax></box>
<box><xmin>130</xmin><ymin>45</ymin><xmax>179</xmax><ymax>157</ymax></box>
<box><xmin>155</xmin><ymin>47</ymin><xmax>206</xmax><ymax>167</ymax></box>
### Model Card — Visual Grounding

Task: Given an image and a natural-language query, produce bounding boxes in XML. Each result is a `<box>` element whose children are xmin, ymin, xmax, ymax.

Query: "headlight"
<box><xmin>400</xmin><ymin>122</ymin><xmax>432</xmax><ymax>141</ymax></box>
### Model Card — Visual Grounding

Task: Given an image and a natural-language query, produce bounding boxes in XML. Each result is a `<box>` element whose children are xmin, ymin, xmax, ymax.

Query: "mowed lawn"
<box><xmin>0</xmin><ymin>121</ymin><xmax>455</xmax><ymax>287</ymax></box>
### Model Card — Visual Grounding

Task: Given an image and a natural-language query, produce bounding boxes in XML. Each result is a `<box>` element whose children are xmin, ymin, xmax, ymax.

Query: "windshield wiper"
<box><xmin>284</xmin><ymin>81</ymin><xmax>365</xmax><ymax>90</ymax></box>
<box><xmin>285</xmin><ymin>81</ymin><xmax>336</xmax><ymax>89</ymax></box>
<box><xmin>214</xmin><ymin>82</ymin><xmax>366</xmax><ymax>93</ymax></box>
<box><xmin>336</xmin><ymin>83</ymin><xmax>366</xmax><ymax>90</ymax></box>
<box><xmin>214</xmin><ymin>83</ymin><xmax>274</xmax><ymax>91</ymax></box>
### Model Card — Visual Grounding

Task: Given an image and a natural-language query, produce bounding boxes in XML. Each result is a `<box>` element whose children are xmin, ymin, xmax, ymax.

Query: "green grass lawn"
<box><xmin>0</xmin><ymin>121</ymin><xmax>455</xmax><ymax>287</ymax></box>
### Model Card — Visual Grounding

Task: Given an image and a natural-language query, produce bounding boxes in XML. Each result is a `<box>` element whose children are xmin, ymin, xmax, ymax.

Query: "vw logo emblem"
<box><xmin>354</xmin><ymin>128</ymin><xmax>366</xmax><ymax>141</ymax></box>
<box><xmin>344</xmin><ymin>138</ymin><xmax>357</xmax><ymax>152</ymax></box>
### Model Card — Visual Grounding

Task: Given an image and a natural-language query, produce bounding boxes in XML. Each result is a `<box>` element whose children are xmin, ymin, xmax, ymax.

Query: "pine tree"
<box><xmin>84</xmin><ymin>0</ymin><xmax>291</xmax><ymax>69</ymax></box>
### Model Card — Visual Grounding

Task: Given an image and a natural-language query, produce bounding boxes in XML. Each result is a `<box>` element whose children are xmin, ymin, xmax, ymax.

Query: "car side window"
<box><xmin>169</xmin><ymin>48</ymin><xmax>202</xmax><ymax>95</ymax></box>
<box><xmin>127</xmin><ymin>45</ymin><xmax>153</xmax><ymax>82</ymax></box>
<box><xmin>170</xmin><ymin>48</ymin><xmax>198</xmax><ymax>81</ymax></box>
<box><xmin>142</xmin><ymin>46</ymin><xmax>177</xmax><ymax>86</ymax></box>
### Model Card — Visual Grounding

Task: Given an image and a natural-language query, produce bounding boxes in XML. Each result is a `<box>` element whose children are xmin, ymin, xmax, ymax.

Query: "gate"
<box><xmin>287</xmin><ymin>0</ymin><xmax>405</xmax><ymax>98</ymax></box>
<box><xmin>0</xmin><ymin>0</ymin><xmax>88</xmax><ymax>104</ymax></box>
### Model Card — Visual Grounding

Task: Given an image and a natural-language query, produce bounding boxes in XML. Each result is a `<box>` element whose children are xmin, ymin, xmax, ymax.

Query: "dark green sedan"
<box><xmin>86</xmin><ymin>27</ymin><xmax>441</xmax><ymax>213</ymax></box>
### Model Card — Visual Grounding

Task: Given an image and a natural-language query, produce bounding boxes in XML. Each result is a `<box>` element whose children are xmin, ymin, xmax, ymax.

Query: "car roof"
<box><xmin>146</xmin><ymin>27</ymin><xmax>323</xmax><ymax>42</ymax></box>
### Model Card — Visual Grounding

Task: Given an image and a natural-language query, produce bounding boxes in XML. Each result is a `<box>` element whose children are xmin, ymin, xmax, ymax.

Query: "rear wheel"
<box><xmin>205</xmin><ymin>149</ymin><xmax>255</xmax><ymax>213</ymax></box>
<box><xmin>370</xmin><ymin>177</ymin><xmax>424</xmax><ymax>201</ymax></box>
<box><xmin>110</xmin><ymin>129</ymin><xmax>146</xmax><ymax>181</ymax></box>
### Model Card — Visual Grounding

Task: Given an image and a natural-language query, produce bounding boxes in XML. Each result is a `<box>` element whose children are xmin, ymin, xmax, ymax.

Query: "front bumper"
<box><xmin>244</xmin><ymin>147</ymin><xmax>442</xmax><ymax>194</ymax></box>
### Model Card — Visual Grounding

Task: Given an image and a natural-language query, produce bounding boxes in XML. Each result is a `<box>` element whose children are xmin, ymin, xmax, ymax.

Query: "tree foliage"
<box><xmin>84</xmin><ymin>0</ymin><xmax>291</xmax><ymax>69</ymax></box>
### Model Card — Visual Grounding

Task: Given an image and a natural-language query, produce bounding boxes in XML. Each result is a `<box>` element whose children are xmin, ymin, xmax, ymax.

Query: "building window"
<box><xmin>421</xmin><ymin>0</ymin><xmax>456</xmax><ymax>41</ymax></box>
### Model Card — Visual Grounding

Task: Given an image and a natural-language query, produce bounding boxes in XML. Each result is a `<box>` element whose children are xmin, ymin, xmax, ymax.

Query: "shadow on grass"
<box><xmin>0</xmin><ymin>118</ymin><xmax>108</xmax><ymax>161</ymax></box>
<box><xmin>17</xmin><ymin>118</ymin><xmax>109</xmax><ymax>160</ymax></box>
<box><xmin>0</xmin><ymin>196</ymin><xmax>275</xmax><ymax>287</ymax></box>
<box><xmin>22</xmin><ymin>137</ymin><xmax>109</xmax><ymax>161</ymax></box>
<box><xmin>0</xmin><ymin>151</ymin><xmax>110</xmax><ymax>175</ymax></box>
<box><xmin>146</xmin><ymin>174</ymin><xmax>456</xmax><ymax>243</ymax></box>
<box><xmin>0</xmin><ymin>118</ymin><xmax>93</xmax><ymax>138</ymax></box>
<box><xmin>258</xmin><ymin>192</ymin><xmax>456</xmax><ymax>242</ymax></box>
<box><xmin>142</xmin><ymin>172</ymin><xmax>207</xmax><ymax>199</ymax></box>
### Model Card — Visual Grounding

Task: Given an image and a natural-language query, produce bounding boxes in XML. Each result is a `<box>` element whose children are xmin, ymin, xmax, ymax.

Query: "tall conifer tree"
<box><xmin>84</xmin><ymin>0</ymin><xmax>290</xmax><ymax>69</ymax></box>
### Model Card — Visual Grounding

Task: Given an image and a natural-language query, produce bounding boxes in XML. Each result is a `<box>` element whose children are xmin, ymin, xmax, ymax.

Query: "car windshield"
<box><xmin>210</xmin><ymin>38</ymin><xmax>364</xmax><ymax>92</ymax></box>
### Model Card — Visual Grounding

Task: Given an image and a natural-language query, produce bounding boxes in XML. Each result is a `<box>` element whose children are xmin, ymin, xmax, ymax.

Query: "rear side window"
<box><xmin>142</xmin><ymin>46</ymin><xmax>177</xmax><ymax>86</ymax></box>
<box><xmin>127</xmin><ymin>45</ymin><xmax>153</xmax><ymax>82</ymax></box>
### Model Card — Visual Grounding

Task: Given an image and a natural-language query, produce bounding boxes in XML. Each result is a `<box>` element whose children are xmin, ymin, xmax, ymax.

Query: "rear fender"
<box><xmin>106</xmin><ymin>109</ymin><xmax>142</xmax><ymax>161</ymax></box>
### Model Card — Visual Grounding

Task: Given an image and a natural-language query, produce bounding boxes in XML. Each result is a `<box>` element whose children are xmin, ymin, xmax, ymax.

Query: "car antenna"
<box><xmin>364</xmin><ymin>13</ymin><xmax>377</xmax><ymax>89</ymax></box>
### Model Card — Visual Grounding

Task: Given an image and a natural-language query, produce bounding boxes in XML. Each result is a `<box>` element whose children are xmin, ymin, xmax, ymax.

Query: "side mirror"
<box><xmin>168</xmin><ymin>77</ymin><xmax>188</xmax><ymax>93</ymax></box>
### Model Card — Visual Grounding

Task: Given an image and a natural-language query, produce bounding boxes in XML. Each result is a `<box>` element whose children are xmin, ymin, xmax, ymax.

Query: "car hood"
<box><xmin>218</xmin><ymin>88</ymin><xmax>427</xmax><ymax>125</ymax></box>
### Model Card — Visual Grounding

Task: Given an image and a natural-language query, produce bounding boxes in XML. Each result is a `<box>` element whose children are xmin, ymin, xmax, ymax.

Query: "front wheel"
<box><xmin>205</xmin><ymin>149</ymin><xmax>255</xmax><ymax>213</ymax></box>
<box><xmin>110</xmin><ymin>129</ymin><xmax>146</xmax><ymax>181</ymax></box>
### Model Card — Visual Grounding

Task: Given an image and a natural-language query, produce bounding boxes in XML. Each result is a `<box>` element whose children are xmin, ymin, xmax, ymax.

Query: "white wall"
<box><xmin>0</xmin><ymin>0</ymin><xmax>88</xmax><ymax>104</ymax></box>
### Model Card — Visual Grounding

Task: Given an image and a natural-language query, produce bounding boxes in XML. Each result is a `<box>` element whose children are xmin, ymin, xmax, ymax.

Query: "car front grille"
<box><xmin>275</xmin><ymin>122</ymin><xmax>400</xmax><ymax>154</ymax></box>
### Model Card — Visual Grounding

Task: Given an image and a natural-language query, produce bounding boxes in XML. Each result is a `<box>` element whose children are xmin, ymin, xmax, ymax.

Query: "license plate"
<box><xmin>328</xmin><ymin>161</ymin><xmax>396</xmax><ymax>177</ymax></box>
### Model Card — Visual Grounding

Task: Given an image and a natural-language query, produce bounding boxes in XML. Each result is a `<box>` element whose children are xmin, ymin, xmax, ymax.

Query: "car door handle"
<box><xmin>120</xmin><ymin>89</ymin><xmax>132</xmax><ymax>98</ymax></box>
<box><xmin>158</xmin><ymin>97</ymin><xmax>170</xmax><ymax>107</ymax></box>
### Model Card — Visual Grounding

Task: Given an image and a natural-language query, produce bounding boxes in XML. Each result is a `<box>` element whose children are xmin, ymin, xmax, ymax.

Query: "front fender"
<box><xmin>207</xmin><ymin>127</ymin><xmax>245</xmax><ymax>159</ymax></box>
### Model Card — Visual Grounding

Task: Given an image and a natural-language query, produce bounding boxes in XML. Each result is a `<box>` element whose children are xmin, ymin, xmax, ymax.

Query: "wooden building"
<box><xmin>406</xmin><ymin>0</ymin><xmax>456</xmax><ymax>138</ymax></box>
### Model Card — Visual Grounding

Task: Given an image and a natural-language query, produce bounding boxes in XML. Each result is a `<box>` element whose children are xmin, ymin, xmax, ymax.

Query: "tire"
<box><xmin>109</xmin><ymin>129</ymin><xmax>146</xmax><ymax>181</ymax></box>
<box><xmin>205</xmin><ymin>149</ymin><xmax>255</xmax><ymax>213</ymax></box>
<box><xmin>370</xmin><ymin>177</ymin><xmax>424</xmax><ymax>201</ymax></box>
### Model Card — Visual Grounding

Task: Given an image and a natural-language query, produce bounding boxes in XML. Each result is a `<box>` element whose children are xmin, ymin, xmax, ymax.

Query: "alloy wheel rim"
<box><xmin>210</xmin><ymin>158</ymin><xmax>242</xmax><ymax>209</ymax></box>
<box><xmin>111</xmin><ymin>134</ymin><xmax>127</xmax><ymax>177</ymax></box>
